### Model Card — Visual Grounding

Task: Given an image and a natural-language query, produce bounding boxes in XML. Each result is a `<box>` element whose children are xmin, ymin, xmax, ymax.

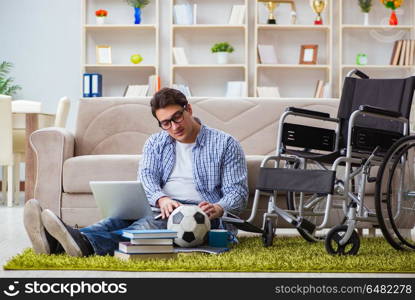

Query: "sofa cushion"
<box><xmin>63</xmin><ymin>155</ymin><xmax>140</xmax><ymax>193</ymax></box>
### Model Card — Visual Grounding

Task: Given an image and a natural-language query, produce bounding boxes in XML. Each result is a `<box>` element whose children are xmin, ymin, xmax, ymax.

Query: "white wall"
<box><xmin>0</xmin><ymin>0</ymin><xmax>81</xmax><ymax>132</ymax></box>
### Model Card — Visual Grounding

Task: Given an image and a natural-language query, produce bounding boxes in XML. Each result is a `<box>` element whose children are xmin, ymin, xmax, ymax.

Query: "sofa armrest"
<box><xmin>30</xmin><ymin>127</ymin><xmax>75</xmax><ymax>217</ymax></box>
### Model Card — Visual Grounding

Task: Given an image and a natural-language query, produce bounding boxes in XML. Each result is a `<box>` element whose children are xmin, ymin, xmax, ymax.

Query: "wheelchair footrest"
<box><xmin>295</xmin><ymin>217</ymin><xmax>316</xmax><ymax>234</ymax></box>
<box><xmin>221</xmin><ymin>216</ymin><xmax>264</xmax><ymax>234</ymax></box>
<box><xmin>257</xmin><ymin>168</ymin><xmax>336</xmax><ymax>194</ymax></box>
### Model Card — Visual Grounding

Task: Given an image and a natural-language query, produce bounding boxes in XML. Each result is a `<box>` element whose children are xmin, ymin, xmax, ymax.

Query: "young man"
<box><xmin>24</xmin><ymin>88</ymin><xmax>248</xmax><ymax>257</ymax></box>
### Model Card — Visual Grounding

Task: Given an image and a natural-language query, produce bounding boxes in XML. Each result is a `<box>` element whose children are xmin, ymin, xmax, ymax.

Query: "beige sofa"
<box><xmin>32</xmin><ymin>97</ymin><xmax>346</xmax><ymax>228</ymax></box>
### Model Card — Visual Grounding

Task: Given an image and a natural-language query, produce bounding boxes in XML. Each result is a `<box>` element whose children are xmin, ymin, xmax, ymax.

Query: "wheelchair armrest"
<box><xmin>359</xmin><ymin>105</ymin><xmax>402</xmax><ymax>118</ymax></box>
<box><xmin>286</xmin><ymin>107</ymin><xmax>330</xmax><ymax>119</ymax></box>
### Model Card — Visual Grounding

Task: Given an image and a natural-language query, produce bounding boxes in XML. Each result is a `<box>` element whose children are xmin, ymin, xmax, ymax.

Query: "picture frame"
<box><xmin>299</xmin><ymin>44</ymin><xmax>318</xmax><ymax>64</ymax></box>
<box><xmin>96</xmin><ymin>45</ymin><xmax>112</xmax><ymax>64</ymax></box>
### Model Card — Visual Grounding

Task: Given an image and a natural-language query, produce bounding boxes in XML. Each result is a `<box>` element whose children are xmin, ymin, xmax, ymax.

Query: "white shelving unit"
<box><xmin>81</xmin><ymin>0</ymin><xmax>159</xmax><ymax>97</ymax></box>
<box><xmin>170</xmin><ymin>0</ymin><xmax>248</xmax><ymax>97</ymax></box>
<box><xmin>339</xmin><ymin>0</ymin><xmax>415</xmax><ymax>94</ymax></box>
<box><xmin>254</xmin><ymin>0</ymin><xmax>333</xmax><ymax>98</ymax></box>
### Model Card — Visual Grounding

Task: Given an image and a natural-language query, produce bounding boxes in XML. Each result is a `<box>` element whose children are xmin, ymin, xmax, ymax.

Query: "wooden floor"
<box><xmin>0</xmin><ymin>193</ymin><xmax>414</xmax><ymax>278</ymax></box>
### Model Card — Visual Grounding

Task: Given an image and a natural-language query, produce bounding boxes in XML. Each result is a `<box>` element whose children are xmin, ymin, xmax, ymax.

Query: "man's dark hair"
<box><xmin>150</xmin><ymin>88</ymin><xmax>188</xmax><ymax>118</ymax></box>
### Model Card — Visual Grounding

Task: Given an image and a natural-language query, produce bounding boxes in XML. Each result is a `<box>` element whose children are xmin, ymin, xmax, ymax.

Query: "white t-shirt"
<box><xmin>162</xmin><ymin>141</ymin><xmax>203</xmax><ymax>203</ymax></box>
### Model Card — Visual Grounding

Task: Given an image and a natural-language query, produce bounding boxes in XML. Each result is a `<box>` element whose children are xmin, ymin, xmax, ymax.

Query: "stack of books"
<box><xmin>390</xmin><ymin>39</ymin><xmax>415</xmax><ymax>66</ymax></box>
<box><xmin>115</xmin><ymin>229</ymin><xmax>178</xmax><ymax>261</ymax></box>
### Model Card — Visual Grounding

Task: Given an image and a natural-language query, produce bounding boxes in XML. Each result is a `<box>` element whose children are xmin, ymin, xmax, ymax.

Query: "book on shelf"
<box><xmin>405</xmin><ymin>39</ymin><xmax>411</xmax><ymax>66</ymax></box>
<box><xmin>114</xmin><ymin>250</ymin><xmax>178</xmax><ymax>261</ymax></box>
<box><xmin>314</xmin><ymin>80</ymin><xmax>325</xmax><ymax>98</ymax></box>
<box><xmin>257</xmin><ymin>44</ymin><xmax>278</xmax><ymax>64</ymax></box>
<box><xmin>119</xmin><ymin>242</ymin><xmax>174</xmax><ymax>254</ymax></box>
<box><xmin>122</xmin><ymin>229</ymin><xmax>177</xmax><ymax>239</ymax></box>
<box><xmin>173</xmin><ymin>47</ymin><xmax>189</xmax><ymax>65</ymax></box>
<box><xmin>322</xmin><ymin>82</ymin><xmax>331</xmax><ymax>98</ymax></box>
<box><xmin>410</xmin><ymin>40</ymin><xmax>415</xmax><ymax>66</ymax></box>
<box><xmin>123</xmin><ymin>85</ymin><xmax>149</xmax><ymax>97</ymax></box>
<box><xmin>257</xmin><ymin>86</ymin><xmax>280</xmax><ymax>98</ymax></box>
<box><xmin>172</xmin><ymin>84</ymin><xmax>192</xmax><ymax>98</ymax></box>
<box><xmin>129</xmin><ymin>238</ymin><xmax>174</xmax><ymax>245</ymax></box>
<box><xmin>391</xmin><ymin>40</ymin><xmax>403</xmax><ymax>66</ymax></box>
<box><xmin>228</xmin><ymin>5</ymin><xmax>246</xmax><ymax>25</ymax></box>
<box><xmin>174</xmin><ymin>3</ymin><xmax>194</xmax><ymax>25</ymax></box>
<box><xmin>225</xmin><ymin>81</ymin><xmax>246</xmax><ymax>98</ymax></box>
<box><xmin>398</xmin><ymin>40</ymin><xmax>407</xmax><ymax>66</ymax></box>
<box><xmin>147</xmin><ymin>75</ymin><xmax>160</xmax><ymax>97</ymax></box>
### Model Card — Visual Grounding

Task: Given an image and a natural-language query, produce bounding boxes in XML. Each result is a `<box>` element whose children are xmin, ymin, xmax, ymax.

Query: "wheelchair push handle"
<box><xmin>347</xmin><ymin>69</ymin><xmax>369</xmax><ymax>79</ymax></box>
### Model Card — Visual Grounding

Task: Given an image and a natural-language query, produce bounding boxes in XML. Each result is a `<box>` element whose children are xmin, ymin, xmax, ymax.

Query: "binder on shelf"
<box><xmin>173</xmin><ymin>47</ymin><xmax>189</xmax><ymax>65</ymax></box>
<box><xmin>83</xmin><ymin>73</ymin><xmax>92</xmax><ymax>97</ymax></box>
<box><xmin>174</xmin><ymin>3</ymin><xmax>194</xmax><ymax>25</ymax></box>
<box><xmin>228</xmin><ymin>5</ymin><xmax>246</xmax><ymax>25</ymax></box>
<box><xmin>258</xmin><ymin>45</ymin><xmax>278</xmax><ymax>64</ymax></box>
<box><xmin>225</xmin><ymin>81</ymin><xmax>246</xmax><ymax>98</ymax></box>
<box><xmin>90</xmin><ymin>73</ymin><xmax>103</xmax><ymax>97</ymax></box>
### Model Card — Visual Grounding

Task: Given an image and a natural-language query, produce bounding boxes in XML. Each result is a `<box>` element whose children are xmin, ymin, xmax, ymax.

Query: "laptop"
<box><xmin>89</xmin><ymin>181</ymin><xmax>161</xmax><ymax>220</ymax></box>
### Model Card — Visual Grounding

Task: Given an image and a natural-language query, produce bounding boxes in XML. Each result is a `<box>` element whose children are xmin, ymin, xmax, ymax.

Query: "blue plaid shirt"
<box><xmin>138</xmin><ymin>124</ymin><xmax>248</xmax><ymax>215</ymax></box>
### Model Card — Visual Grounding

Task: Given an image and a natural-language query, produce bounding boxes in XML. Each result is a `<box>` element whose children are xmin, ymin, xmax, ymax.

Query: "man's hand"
<box><xmin>157</xmin><ymin>197</ymin><xmax>181</xmax><ymax>219</ymax></box>
<box><xmin>198</xmin><ymin>201</ymin><xmax>224</xmax><ymax>220</ymax></box>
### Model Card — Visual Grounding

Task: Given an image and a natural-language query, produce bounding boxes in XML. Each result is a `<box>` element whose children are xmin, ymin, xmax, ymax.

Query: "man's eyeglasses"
<box><xmin>158</xmin><ymin>106</ymin><xmax>186</xmax><ymax>130</ymax></box>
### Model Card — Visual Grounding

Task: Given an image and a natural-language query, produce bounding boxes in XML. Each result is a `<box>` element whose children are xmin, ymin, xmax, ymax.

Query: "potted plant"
<box><xmin>358</xmin><ymin>0</ymin><xmax>372</xmax><ymax>25</ymax></box>
<box><xmin>380</xmin><ymin>0</ymin><xmax>403</xmax><ymax>25</ymax></box>
<box><xmin>95</xmin><ymin>9</ymin><xmax>108</xmax><ymax>25</ymax></box>
<box><xmin>0</xmin><ymin>61</ymin><xmax>21</xmax><ymax>96</ymax></box>
<box><xmin>125</xmin><ymin>0</ymin><xmax>150</xmax><ymax>24</ymax></box>
<box><xmin>211</xmin><ymin>42</ymin><xmax>234</xmax><ymax>64</ymax></box>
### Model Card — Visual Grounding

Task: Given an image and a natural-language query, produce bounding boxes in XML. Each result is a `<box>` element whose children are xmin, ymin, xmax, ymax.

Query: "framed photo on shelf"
<box><xmin>299</xmin><ymin>44</ymin><xmax>318</xmax><ymax>64</ymax></box>
<box><xmin>96</xmin><ymin>45</ymin><xmax>112</xmax><ymax>64</ymax></box>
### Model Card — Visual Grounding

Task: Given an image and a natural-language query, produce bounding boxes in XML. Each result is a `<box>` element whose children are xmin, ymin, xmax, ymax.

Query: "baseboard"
<box><xmin>0</xmin><ymin>181</ymin><xmax>25</xmax><ymax>191</ymax></box>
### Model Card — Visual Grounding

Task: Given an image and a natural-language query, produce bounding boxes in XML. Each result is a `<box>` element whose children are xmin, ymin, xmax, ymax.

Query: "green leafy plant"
<box><xmin>211</xmin><ymin>42</ymin><xmax>234</xmax><ymax>53</ymax></box>
<box><xmin>358</xmin><ymin>0</ymin><xmax>372</xmax><ymax>12</ymax></box>
<box><xmin>0</xmin><ymin>61</ymin><xmax>21</xmax><ymax>96</ymax></box>
<box><xmin>125</xmin><ymin>0</ymin><xmax>150</xmax><ymax>8</ymax></box>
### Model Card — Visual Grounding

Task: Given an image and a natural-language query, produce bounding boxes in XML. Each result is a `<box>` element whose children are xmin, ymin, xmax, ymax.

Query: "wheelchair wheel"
<box><xmin>286</xmin><ymin>191</ymin><xmax>326</xmax><ymax>243</ymax></box>
<box><xmin>325</xmin><ymin>225</ymin><xmax>360</xmax><ymax>255</ymax></box>
<box><xmin>262</xmin><ymin>219</ymin><xmax>275</xmax><ymax>247</ymax></box>
<box><xmin>376</xmin><ymin>135</ymin><xmax>415</xmax><ymax>251</ymax></box>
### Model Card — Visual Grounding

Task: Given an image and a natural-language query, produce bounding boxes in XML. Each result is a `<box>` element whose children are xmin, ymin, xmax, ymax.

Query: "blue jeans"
<box><xmin>80</xmin><ymin>212</ymin><xmax>221</xmax><ymax>256</ymax></box>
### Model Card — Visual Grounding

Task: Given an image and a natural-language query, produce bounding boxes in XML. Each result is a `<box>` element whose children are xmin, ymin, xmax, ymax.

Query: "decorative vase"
<box><xmin>215</xmin><ymin>52</ymin><xmax>229</xmax><ymax>64</ymax></box>
<box><xmin>389</xmin><ymin>10</ymin><xmax>398</xmax><ymax>25</ymax></box>
<box><xmin>363</xmin><ymin>12</ymin><xmax>369</xmax><ymax>26</ymax></box>
<box><xmin>96</xmin><ymin>16</ymin><xmax>106</xmax><ymax>25</ymax></box>
<box><xmin>134</xmin><ymin>7</ymin><xmax>141</xmax><ymax>24</ymax></box>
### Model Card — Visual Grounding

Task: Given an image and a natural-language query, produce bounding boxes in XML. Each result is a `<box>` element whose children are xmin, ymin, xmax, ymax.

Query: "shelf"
<box><xmin>342</xmin><ymin>64</ymin><xmax>414</xmax><ymax>69</ymax></box>
<box><xmin>257</xmin><ymin>64</ymin><xmax>330</xmax><ymax>69</ymax></box>
<box><xmin>342</xmin><ymin>24</ymin><xmax>413</xmax><ymax>30</ymax></box>
<box><xmin>84</xmin><ymin>64</ymin><xmax>157</xmax><ymax>69</ymax></box>
<box><xmin>173</xmin><ymin>64</ymin><xmax>246</xmax><ymax>69</ymax></box>
<box><xmin>172</xmin><ymin>24</ymin><xmax>246</xmax><ymax>29</ymax></box>
<box><xmin>85</xmin><ymin>25</ymin><xmax>156</xmax><ymax>30</ymax></box>
<box><xmin>257</xmin><ymin>24</ymin><xmax>330</xmax><ymax>31</ymax></box>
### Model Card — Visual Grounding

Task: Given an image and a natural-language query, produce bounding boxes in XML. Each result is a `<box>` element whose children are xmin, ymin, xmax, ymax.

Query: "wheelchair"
<box><xmin>226</xmin><ymin>70</ymin><xmax>415</xmax><ymax>255</ymax></box>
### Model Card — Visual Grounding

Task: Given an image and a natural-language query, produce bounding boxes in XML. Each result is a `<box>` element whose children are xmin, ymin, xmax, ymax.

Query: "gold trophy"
<box><xmin>310</xmin><ymin>0</ymin><xmax>326</xmax><ymax>25</ymax></box>
<box><xmin>264</xmin><ymin>1</ymin><xmax>277</xmax><ymax>24</ymax></box>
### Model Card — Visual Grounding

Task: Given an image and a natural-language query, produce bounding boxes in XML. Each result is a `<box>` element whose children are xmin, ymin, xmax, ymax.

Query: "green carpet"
<box><xmin>4</xmin><ymin>237</ymin><xmax>415</xmax><ymax>273</ymax></box>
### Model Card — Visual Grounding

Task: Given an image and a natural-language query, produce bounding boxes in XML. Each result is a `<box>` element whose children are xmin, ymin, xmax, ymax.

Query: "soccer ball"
<box><xmin>167</xmin><ymin>205</ymin><xmax>211</xmax><ymax>247</ymax></box>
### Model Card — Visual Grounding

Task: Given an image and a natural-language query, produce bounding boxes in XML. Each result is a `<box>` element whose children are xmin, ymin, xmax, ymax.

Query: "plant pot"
<box><xmin>134</xmin><ymin>7</ymin><xmax>141</xmax><ymax>24</ymax></box>
<box><xmin>363</xmin><ymin>12</ymin><xmax>369</xmax><ymax>26</ymax></box>
<box><xmin>215</xmin><ymin>52</ymin><xmax>229</xmax><ymax>64</ymax></box>
<box><xmin>96</xmin><ymin>17</ymin><xmax>106</xmax><ymax>25</ymax></box>
<box><xmin>389</xmin><ymin>10</ymin><xmax>398</xmax><ymax>25</ymax></box>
